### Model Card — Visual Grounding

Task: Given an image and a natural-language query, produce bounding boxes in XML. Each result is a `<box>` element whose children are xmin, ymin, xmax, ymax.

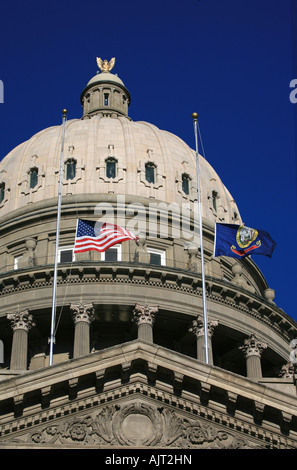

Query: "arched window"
<box><xmin>145</xmin><ymin>162</ymin><xmax>156</xmax><ymax>184</ymax></box>
<box><xmin>105</xmin><ymin>158</ymin><xmax>117</xmax><ymax>179</ymax></box>
<box><xmin>0</xmin><ymin>182</ymin><xmax>5</xmax><ymax>204</ymax></box>
<box><xmin>65</xmin><ymin>159</ymin><xmax>76</xmax><ymax>180</ymax></box>
<box><xmin>182</xmin><ymin>173</ymin><xmax>190</xmax><ymax>195</ymax></box>
<box><xmin>29</xmin><ymin>167</ymin><xmax>38</xmax><ymax>189</ymax></box>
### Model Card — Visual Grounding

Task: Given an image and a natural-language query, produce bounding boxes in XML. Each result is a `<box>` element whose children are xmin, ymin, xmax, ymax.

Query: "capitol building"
<box><xmin>0</xmin><ymin>58</ymin><xmax>296</xmax><ymax>449</ymax></box>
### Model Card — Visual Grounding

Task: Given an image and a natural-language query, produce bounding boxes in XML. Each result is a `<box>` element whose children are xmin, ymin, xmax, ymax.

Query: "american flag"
<box><xmin>74</xmin><ymin>219</ymin><xmax>138</xmax><ymax>253</ymax></box>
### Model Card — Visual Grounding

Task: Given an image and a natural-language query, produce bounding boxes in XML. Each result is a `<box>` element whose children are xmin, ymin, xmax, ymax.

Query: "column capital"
<box><xmin>70</xmin><ymin>302</ymin><xmax>95</xmax><ymax>325</ymax></box>
<box><xmin>189</xmin><ymin>315</ymin><xmax>218</xmax><ymax>338</ymax></box>
<box><xmin>239</xmin><ymin>334</ymin><xmax>267</xmax><ymax>358</ymax></box>
<box><xmin>7</xmin><ymin>310</ymin><xmax>35</xmax><ymax>332</ymax></box>
<box><xmin>132</xmin><ymin>304</ymin><xmax>158</xmax><ymax>326</ymax></box>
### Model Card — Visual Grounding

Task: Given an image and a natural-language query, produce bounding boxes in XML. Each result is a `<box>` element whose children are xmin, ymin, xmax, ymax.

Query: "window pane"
<box><xmin>105</xmin><ymin>248</ymin><xmax>118</xmax><ymax>262</ymax></box>
<box><xmin>66</xmin><ymin>160</ymin><xmax>76</xmax><ymax>180</ymax></box>
<box><xmin>106</xmin><ymin>160</ymin><xmax>116</xmax><ymax>178</ymax></box>
<box><xmin>0</xmin><ymin>183</ymin><xmax>5</xmax><ymax>203</ymax></box>
<box><xmin>30</xmin><ymin>169</ymin><xmax>38</xmax><ymax>189</ymax></box>
<box><xmin>145</xmin><ymin>163</ymin><xmax>155</xmax><ymax>184</ymax></box>
<box><xmin>60</xmin><ymin>250</ymin><xmax>73</xmax><ymax>263</ymax></box>
<box><xmin>150</xmin><ymin>252</ymin><xmax>161</xmax><ymax>265</ymax></box>
<box><xmin>104</xmin><ymin>93</ymin><xmax>109</xmax><ymax>106</ymax></box>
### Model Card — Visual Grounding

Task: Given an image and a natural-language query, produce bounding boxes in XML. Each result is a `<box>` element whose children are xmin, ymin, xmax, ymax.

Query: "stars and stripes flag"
<box><xmin>74</xmin><ymin>219</ymin><xmax>138</xmax><ymax>253</ymax></box>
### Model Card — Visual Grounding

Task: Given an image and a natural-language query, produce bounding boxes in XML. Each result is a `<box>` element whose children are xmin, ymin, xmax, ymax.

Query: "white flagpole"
<box><xmin>49</xmin><ymin>109</ymin><xmax>67</xmax><ymax>366</ymax></box>
<box><xmin>192</xmin><ymin>113</ymin><xmax>209</xmax><ymax>364</ymax></box>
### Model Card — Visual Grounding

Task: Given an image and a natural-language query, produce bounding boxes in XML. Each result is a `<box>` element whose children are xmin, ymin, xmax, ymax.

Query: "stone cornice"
<box><xmin>0</xmin><ymin>262</ymin><xmax>295</xmax><ymax>341</ymax></box>
<box><xmin>0</xmin><ymin>340</ymin><xmax>296</xmax><ymax>447</ymax></box>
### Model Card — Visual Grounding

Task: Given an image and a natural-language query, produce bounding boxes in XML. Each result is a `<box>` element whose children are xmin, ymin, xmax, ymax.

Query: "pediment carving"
<box><xmin>1</xmin><ymin>397</ymin><xmax>259</xmax><ymax>449</ymax></box>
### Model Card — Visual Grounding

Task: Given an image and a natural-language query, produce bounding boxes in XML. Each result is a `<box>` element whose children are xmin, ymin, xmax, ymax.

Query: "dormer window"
<box><xmin>182</xmin><ymin>173</ymin><xmax>190</xmax><ymax>195</ymax></box>
<box><xmin>65</xmin><ymin>158</ymin><xmax>76</xmax><ymax>180</ymax></box>
<box><xmin>145</xmin><ymin>162</ymin><xmax>156</xmax><ymax>184</ymax></box>
<box><xmin>104</xmin><ymin>93</ymin><xmax>109</xmax><ymax>106</ymax></box>
<box><xmin>106</xmin><ymin>158</ymin><xmax>117</xmax><ymax>179</ymax></box>
<box><xmin>0</xmin><ymin>182</ymin><xmax>5</xmax><ymax>204</ymax></box>
<box><xmin>29</xmin><ymin>167</ymin><xmax>38</xmax><ymax>189</ymax></box>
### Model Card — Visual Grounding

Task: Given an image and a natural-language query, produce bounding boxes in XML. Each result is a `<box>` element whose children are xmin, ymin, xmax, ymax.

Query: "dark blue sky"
<box><xmin>0</xmin><ymin>0</ymin><xmax>296</xmax><ymax>319</ymax></box>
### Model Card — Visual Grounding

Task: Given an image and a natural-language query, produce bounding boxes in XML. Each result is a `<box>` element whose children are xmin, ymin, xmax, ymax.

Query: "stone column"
<box><xmin>189</xmin><ymin>315</ymin><xmax>218</xmax><ymax>364</ymax></box>
<box><xmin>239</xmin><ymin>334</ymin><xmax>267</xmax><ymax>378</ymax></box>
<box><xmin>70</xmin><ymin>303</ymin><xmax>95</xmax><ymax>358</ymax></box>
<box><xmin>7</xmin><ymin>310</ymin><xmax>35</xmax><ymax>370</ymax></box>
<box><xmin>132</xmin><ymin>304</ymin><xmax>158</xmax><ymax>343</ymax></box>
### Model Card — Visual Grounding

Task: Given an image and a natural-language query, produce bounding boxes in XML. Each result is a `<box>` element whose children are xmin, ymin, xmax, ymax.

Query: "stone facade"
<box><xmin>0</xmin><ymin>60</ymin><xmax>297</xmax><ymax>449</ymax></box>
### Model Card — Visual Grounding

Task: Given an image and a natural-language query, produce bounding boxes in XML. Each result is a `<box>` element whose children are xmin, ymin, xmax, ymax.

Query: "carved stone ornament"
<box><xmin>132</xmin><ymin>304</ymin><xmax>158</xmax><ymax>326</ymax></box>
<box><xmin>279</xmin><ymin>362</ymin><xmax>295</xmax><ymax>378</ymax></box>
<box><xmin>7</xmin><ymin>310</ymin><xmax>35</xmax><ymax>332</ymax></box>
<box><xmin>70</xmin><ymin>303</ymin><xmax>95</xmax><ymax>325</ymax></box>
<box><xmin>3</xmin><ymin>400</ymin><xmax>254</xmax><ymax>448</ymax></box>
<box><xmin>239</xmin><ymin>334</ymin><xmax>267</xmax><ymax>358</ymax></box>
<box><xmin>189</xmin><ymin>315</ymin><xmax>218</xmax><ymax>338</ymax></box>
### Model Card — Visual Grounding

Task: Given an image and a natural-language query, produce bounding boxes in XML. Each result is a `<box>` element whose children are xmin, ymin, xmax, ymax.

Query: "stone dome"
<box><xmin>86</xmin><ymin>71</ymin><xmax>126</xmax><ymax>88</ymax></box>
<box><xmin>0</xmin><ymin>115</ymin><xmax>241</xmax><ymax>225</ymax></box>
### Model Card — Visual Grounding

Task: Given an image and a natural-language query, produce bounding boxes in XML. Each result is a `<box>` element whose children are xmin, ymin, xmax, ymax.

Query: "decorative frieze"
<box><xmin>0</xmin><ymin>399</ymin><xmax>256</xmax><ymax>449</ymax></box>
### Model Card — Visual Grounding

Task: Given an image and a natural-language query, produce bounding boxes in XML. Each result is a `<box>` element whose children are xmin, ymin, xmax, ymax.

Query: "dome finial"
<box><xmin>96</xmin><ymin>57</ymin><xmax>116</xmax><ymax>73</ymax></box>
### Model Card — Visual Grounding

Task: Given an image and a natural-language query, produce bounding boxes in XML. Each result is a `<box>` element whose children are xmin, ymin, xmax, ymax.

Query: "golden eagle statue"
<box><xmin>96</xmin><ymin>57</ymin><xmax>116</xmax><ymax>72</ymax></box>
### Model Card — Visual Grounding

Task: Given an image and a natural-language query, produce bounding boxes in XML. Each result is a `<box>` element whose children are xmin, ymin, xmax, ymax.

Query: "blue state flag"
<box><xmin>214</xmin><ymin>223</ymin><xmax>276</xmax><ymax>259</ymax></box>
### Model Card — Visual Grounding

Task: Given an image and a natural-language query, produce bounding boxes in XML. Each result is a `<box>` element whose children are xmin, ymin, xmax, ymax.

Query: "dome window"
<box><xmin>145</xmin><ymin>162</ymin><xmax>156</xmax><ymax>184</ymax></box>
<box><xmin>104</xmin><ymin>93</ymin><xmax>109</xmax><ymax>106</ymax></box>
<box><xmin>101</xmin><ymin>245</ymin><xmax>121</xmax><ymax>262</ymax></box>
<box><xmin>29</xmin><ymin>167</ymin><xmax>38</xmax><ymax>189</ymax></box>
<box><xmin>0</xmin><ymin>182</ymin><xmax>5</xmax><ymax>204</ymax></box>
<box><xmin>182</xmin><ymin>173</ymin><xmax>190</xmax><ymax>195</ymax></box>
<box><xmin>147</xmin><ymin>247</ymin><xmax>166</xmax><ymax>266</ymax></box>
<box><xmin>105</xmin><ymin>158</ymin><xmax>117</xmax><ymax>179</ymax></box>
<box><xmin>58</xmin><ymin>246</ymin><xmax>75</xmax><ymax>263</ymax></box>
<box><xmin>65</xmin><ymin>159</ymin><xmax>76</xmax><ymax>180</ymax></box>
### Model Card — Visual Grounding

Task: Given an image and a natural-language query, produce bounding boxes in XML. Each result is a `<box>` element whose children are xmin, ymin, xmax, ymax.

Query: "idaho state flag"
<box><xmin>214</xmin><ymin>223</ymin><xmax>276</xmax><ymax>259</ymax></box>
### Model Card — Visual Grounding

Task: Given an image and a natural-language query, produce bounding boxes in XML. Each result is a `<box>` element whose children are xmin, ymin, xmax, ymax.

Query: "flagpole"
<box><xmin>49</xmin><ymin>108</ymin><xmax>67</xmax><ymax>366</ymax></box>
<box><xmin>192</xmin><ymin>113</ymin><xmax>209</xmax><ymax>364</ymax></box>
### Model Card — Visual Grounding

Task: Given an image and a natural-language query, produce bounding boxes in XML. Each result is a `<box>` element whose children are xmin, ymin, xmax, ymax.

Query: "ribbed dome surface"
<box><xmin>0</xmin><ymin>114</ymin><xmax>241</xmax><ymax>224</ymax></box>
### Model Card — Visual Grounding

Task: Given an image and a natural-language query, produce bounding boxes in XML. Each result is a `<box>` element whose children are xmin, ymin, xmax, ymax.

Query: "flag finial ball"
<box><xmin>62</xmin><ymin>109</ymin><xmax>67</xmax><ymax>115</ymax></box>
<box><xmin>192</xmin><ymin>112</ymin><xmax>198</xmax><ymax>120</ymax></box>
